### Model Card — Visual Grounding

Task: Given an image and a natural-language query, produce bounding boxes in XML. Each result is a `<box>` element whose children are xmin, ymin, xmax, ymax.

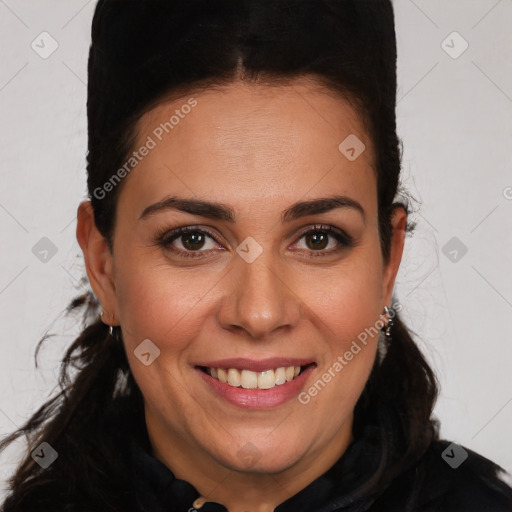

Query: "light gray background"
<box><xmin>1</xmin><ymin>0</ymin><xmax>511</xmax><ymax>499</ymax></box>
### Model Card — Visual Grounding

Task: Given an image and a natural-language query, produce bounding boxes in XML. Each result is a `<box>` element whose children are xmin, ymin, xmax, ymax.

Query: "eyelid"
<box><xmin>155</xmin><ymin>223</ymin><xmax>354</xmax><ymax>257</ymax></box>
<box><xmin>293</xmin><ymin>223</ymin><xmax>352</xmax><ymax>243</ymax></box>
<box><xmin>155</xmin><ymin>224</ymin><xmax>222</xmax><ymax>248</ymax></box>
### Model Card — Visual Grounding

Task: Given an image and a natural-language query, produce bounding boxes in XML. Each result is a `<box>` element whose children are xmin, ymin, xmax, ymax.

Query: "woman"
<box><xmin>1</xmin><ymin>1</ymin><xmax>511</xmax><ymax>511</ymax></box>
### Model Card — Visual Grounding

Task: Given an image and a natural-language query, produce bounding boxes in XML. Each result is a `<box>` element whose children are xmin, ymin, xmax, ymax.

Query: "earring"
<box><xmin>101</xmin><ymin>310</ymin><xmax>115</xmax><ymax>337</ymax></box>
<box><xmin>377</xmin><ymin>305</ymin><xmax>394</xmax><ymax>364</ymax></box>
<box><xmin>383</xmin><ymin>305</ymin><xmax>394</xmax><ymax>337</ymax></box>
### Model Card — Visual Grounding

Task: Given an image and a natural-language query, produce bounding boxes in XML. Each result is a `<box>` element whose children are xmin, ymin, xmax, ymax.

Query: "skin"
<box><xmin>77</xmin><ymin>77</ymin><xmax>407</xmax><ymax>512</ymax></box>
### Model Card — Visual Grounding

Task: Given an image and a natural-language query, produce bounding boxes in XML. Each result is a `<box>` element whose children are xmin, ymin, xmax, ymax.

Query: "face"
<box><xmin>78</xmin><ymin>78</ymin><xmax>406</xmax><ymax>476</ymax></box>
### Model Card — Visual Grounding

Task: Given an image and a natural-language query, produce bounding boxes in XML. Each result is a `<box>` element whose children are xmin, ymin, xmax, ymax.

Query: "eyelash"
<box><xmin>154</xmin><ymin>224</ymin><xmax>355</xmax><ymax>260</ymax></box>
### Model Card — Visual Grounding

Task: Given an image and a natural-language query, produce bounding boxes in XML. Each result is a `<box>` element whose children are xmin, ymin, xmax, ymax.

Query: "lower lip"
<box><xmin>196</xmin><ymin>365</ymin><xmax>316</xmax><ymax>408</ymax></box>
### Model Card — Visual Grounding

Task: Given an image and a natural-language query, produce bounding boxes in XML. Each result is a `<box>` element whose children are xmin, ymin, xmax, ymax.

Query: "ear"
<box><xmin>381</xmin><ymin>205</ymin><xmax>407</xmax><ymax>307</ymax></box>
<box><xmin>76</xmin><ymin>201</ymin><xmax>119</xmax><ymax>326</ymax></box>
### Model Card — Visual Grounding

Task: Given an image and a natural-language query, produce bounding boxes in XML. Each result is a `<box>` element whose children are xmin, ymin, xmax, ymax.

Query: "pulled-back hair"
<box><xmin>2</xmin><ymin>1</ymin><xmax>442</xmax><ymax>509</ymax></box>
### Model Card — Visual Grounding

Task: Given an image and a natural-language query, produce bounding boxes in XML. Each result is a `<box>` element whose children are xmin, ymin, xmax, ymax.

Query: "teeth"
<box><xmin>207</xmin><ymin>365</ymin><xmax>303</xmax><ymax>389</ymax></box>
<box><xmin>227</xmin><ymin>368</ymin><xmax>241</xmax><ymax>387</ymax></box>
<box><xmin>258</xmin><ymin>370</ymin><xmax>275</xmax><ymax>389</ymax></box>
<box><xmin>274</xmin><ymin>367</ymin><xmax>286</xmax><ymax>385</ymax></box>
<box><xmin>217</xmin><ymin>368</ymin><xmax>227</xmax><ymax>383</ymax></box>
<box><xmin>240</xmin><ymin>369</ymin><xmax>258</xmax><ymax>389</ymax></box>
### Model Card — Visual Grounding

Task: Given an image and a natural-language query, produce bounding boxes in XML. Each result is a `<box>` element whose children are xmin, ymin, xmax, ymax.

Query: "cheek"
<box><xmin>294</xmin><ymin>252</ymin><xmax>382</xmax><ymax>404</ymax></box>
<box><xmin>114</xmin><ymin>252</ymin><xmax>225</xmax><ymax>352</ymax></box>
<box><xmin>297</xmin><ymin>255</ymin><xmax>383</xmax><ymax>341</ymax></box>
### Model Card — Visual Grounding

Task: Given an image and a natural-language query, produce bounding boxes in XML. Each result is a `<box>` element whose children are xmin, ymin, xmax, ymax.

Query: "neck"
<box><xmin>145</xmin><ymin>408</ymin><xmax>355</xmax><ymax>512</ymax></box>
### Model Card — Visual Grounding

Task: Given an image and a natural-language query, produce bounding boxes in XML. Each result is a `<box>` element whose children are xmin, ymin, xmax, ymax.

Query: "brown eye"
<box><xmin>157</xmin><ymin>226</ymin><xmax>221</xmax><ymax>259</ymax></box>
<box><xmin>180</xmin><ymin>231</ymin><xmax>207</xmax><ymax>251</ymax></box>
<box><xmin>293</xmin><ymin>224</ymin><xmax>354</xmax><ymax>257</ymax></box>
<box><xmin>304</xmin><ymin>231</ymin><xmax>330</xmax><ymax>250</ymax></box>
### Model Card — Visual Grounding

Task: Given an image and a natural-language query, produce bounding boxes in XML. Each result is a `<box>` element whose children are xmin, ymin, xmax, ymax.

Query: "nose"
<box><xmin>217</xmin><ymin>251</ymin><xmax>302</xmax><ymax>340</ymax></box>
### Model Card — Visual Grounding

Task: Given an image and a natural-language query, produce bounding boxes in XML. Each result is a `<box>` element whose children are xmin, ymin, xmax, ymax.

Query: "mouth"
<box><xmin>196</xmin><ymin>363</ymin><xmax>316</xmax><ymax>390</ymax></box>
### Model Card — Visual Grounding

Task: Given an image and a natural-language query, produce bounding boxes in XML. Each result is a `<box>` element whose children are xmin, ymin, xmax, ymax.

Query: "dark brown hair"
<box><xmin>2</xmin><ymin>1</ymin><xmax>442</xmax><ymax>509</ymax></box>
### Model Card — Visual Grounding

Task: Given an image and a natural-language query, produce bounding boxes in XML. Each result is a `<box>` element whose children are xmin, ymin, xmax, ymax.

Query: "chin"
<box><xmin>218</xmin><ymin>443</ymin><xmax>305</xmax><ymax>475</ymax></box>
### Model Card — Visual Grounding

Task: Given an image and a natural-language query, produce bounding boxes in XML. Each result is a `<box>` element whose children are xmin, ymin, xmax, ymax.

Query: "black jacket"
<box><xmin>3</xmin><ymin>395</ymin><xmax>512</xmax><ymax>512</ymax></box>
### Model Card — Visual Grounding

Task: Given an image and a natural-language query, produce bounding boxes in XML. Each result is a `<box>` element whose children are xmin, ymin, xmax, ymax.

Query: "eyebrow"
<box><xmin>139</xmin><ymin>195</ymin><xmax>365</xmax><ymax>223</ymax></box>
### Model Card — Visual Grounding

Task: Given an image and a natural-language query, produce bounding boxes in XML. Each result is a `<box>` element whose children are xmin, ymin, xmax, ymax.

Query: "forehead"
<box><xmin>121</xmin><ymin>78</ymin><xmax>376</xmax><ymax>218</ymax></box>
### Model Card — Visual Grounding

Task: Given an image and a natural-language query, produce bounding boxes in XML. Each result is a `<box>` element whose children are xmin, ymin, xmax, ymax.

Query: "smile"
<box><xmin>198</xmin><ymin>364</ymin><xmax>315</xmax><ymax>390</ymax></box>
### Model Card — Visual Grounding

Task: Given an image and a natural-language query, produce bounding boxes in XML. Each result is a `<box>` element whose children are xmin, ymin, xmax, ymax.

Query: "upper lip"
<box><xmin>195</xmin><ymin>357</ymin><xmax>316</xmax><ymax>373</ymax></box>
